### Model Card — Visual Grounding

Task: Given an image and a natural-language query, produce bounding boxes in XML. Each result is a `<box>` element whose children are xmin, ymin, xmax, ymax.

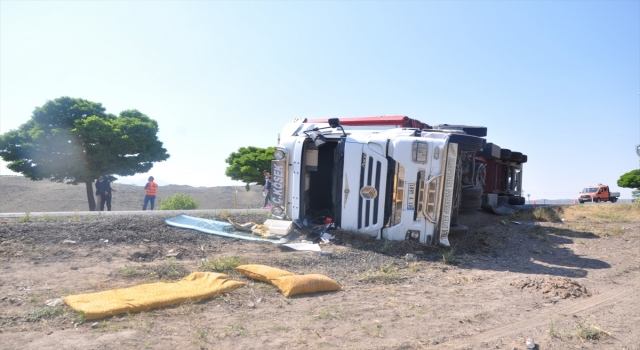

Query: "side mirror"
<box><xmin>328</xmin><ymin>118</ymin><xmax>341</xmax><ymax>128</ymax></box>
<box><xmin>311</xmin><ymin>131</ymin><xmax>326</xmax><ymax>148</ymax></box>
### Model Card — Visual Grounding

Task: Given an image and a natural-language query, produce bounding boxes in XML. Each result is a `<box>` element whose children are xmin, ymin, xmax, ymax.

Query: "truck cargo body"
<box><xmin>475</xmin><ymin>143</ymin><xmax>527</xmax><ymax>206</ymax></box>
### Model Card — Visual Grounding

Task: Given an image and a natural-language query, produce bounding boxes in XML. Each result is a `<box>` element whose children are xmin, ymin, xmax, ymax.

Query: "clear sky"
<box><xmin>1</xmin><ymin>1</ymin><xmax>639</xmax><ymax>200</ymax></box>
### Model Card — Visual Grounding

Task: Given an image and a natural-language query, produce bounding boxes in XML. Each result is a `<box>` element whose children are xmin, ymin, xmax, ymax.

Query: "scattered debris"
<box><xmin>165</xmin><ymin>214</ymin><xmax>288</xmax><ymax>244</ymax></box>
<box><xmin>525</xmin><ymin>336</ymin><xmax>535</xmax><ymax>349</ymax></box>
<box><xmin>282</xmin><ymin>242</ymin><xmax>321</xmax><ymax>252</ymax></box>
<box><xmin>45</xmin><ymin>298</ymin><xmax>64</xmax><ymax>307</ymax></box>
<box><xmin>128</xmin><ymin>252</ymin><xmax>154</xmax><ymax>262</ymax></box>
<box><xmin>64</xmin><ymin>272</ymin><xmax>246</xmax><ymax>320</ymax></box>
<box><xmin>62</xmin><ymin>240</ymin><xmax>77</xmax><ymax>244</ymax></box>
<box><xmin>262</xmin><ymin>219</ymin><xmax>292</xmax><ymax>236</ymax></box>
<box><xmin>228</xmin><ymin>219</ymin><xmax>257</xmax><ymax>232</ymax></box>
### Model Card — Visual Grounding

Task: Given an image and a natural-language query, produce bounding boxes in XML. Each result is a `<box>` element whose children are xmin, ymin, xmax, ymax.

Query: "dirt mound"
<box><xmin>511</xmin><ymin>276</ymin><xmax>592</xmax><ymax>299</ymax></box>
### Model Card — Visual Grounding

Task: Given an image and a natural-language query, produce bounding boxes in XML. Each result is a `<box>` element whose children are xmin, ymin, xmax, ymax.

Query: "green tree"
<box><xmin>0</xmin><ymin>97</ymin><xmax>170</xmax><ymax>211</ymax></box>
<box><xmin>159</xmin><ymin>194</ymin><xmax>200</xmax><ymax>210</ymax></box>
<box><xmin>224</xmin><ymin>146</ymin><xmax>275</xmax><ymax>190</ymax></box>
<box><xmin>617</xmin><ymin>169</ymin><xmax>640</xmax><ymax>190</ymax></box>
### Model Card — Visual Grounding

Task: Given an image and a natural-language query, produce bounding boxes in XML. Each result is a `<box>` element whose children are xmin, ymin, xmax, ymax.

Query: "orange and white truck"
<box><xmin>578</xmin><ymin>184</ymin><xmax>619</xmax><ymax>203</ymax></box>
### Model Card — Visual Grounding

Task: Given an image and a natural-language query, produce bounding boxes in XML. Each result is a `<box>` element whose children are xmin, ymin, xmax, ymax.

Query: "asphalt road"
<box><xmin>0</xmin><ymin>208</ymin><xmax>269</xmax><ymax>219</ymax></box>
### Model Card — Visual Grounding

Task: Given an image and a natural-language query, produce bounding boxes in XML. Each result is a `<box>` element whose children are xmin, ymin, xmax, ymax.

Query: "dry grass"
<box><xmin>512</xmin><ymin>203</ymin><xmax>640</xmax><ymax>224</ymax></box>
<box><xmin>359</xmin><ymin>263</ymin><xmax>403</xmax><ymax>284</ymax></box>
<box><xmin>117</xmin><ymin>260</ymin><xmax>191</xmax><ymax>281</ymax></box>
<box><xmin>575</xmin><ymin>320</ymin><xmax>610</xmax><ymax>340</ymax></box>
<box><xmin>562</xmin><ymin>203</ymin><xmax>640</xmax><ymax>223</ymax></box>
<box><xmin>446</xmin><ymin>274</ymin><xmax>477</xmax><ymax>284</ymax></box>
<box><xmin>201</xmin><ymin>255</ymin><xmax>243</xmax><ymax>273</ymax></box>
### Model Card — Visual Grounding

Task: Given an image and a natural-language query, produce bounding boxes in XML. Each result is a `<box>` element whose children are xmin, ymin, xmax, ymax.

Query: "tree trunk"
<box><xmin>85</xmin><ymin>181</ymin><xmax>97</xmax><ymax>211</ymax></box>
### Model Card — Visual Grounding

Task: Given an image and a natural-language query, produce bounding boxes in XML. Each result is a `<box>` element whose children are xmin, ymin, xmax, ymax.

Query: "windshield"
<box><xmin>582</xmin><ymin>188</ymin><xmax>598</xmax><ymax>193</ymax></box>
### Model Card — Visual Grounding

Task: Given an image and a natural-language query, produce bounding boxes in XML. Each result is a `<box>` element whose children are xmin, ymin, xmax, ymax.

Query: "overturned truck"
<box><xmin>267</xmin><ymin>116</ymin><xmax>526</xmax><ymax>247</ymax></box>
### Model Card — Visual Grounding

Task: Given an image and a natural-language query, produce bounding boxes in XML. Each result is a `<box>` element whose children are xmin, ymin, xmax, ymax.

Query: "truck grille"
<box><xmin>358</xmin><ymin>154</ymin><xmax>382</xmax><ymax>230</ymax></box>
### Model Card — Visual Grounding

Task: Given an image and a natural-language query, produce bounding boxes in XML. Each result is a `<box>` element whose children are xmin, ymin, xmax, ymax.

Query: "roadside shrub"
<box><xmin>159</xmin><ymin>194</ymin><xmax>200</xmax><ymax>210</ymax></box>
<box><xmin>532</xmin><ymin>206</ymin><xmax>562</xmax><ymax>222</ymax></box>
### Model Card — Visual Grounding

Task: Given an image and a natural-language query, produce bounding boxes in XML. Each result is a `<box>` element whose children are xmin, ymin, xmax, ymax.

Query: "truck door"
<box><xmin>340</xmin><ymin>142</ymin><xmax>387</xmax><ymax>236</ymax></box>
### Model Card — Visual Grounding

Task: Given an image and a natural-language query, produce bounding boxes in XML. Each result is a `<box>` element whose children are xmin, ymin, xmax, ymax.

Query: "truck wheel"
<box><xmin>460</xmin><ymin>196</ymin><xmax>482</xmax><ymax>212</ymax></box>
<box><xmin>611</xmin><ymin>198</ymin><xmax>618</xmax><ymax>203</ymax></box>
<box><xmin>449</xmin><ymin>134</ymin><xmax>486</xmax><ymax>151</ymax></box>
<box><xmin>474</xmin><ymin>163</ymin><xmax>487</xmax><ymax>187</ymax></box>
<box><xmin>509</xmin><ymin>152</ymin><xmax>523</xmax><ymax>162</ymax></box>
<box><xmin>500</xmin><ymin>149</ymin><xmax>511</xmax><ymax>160</ymax></box>
<box><xmin>477</xmin><ymin>143</ymin><xmax>501</xmax><ymax>160</ymax></box>
<box><xmin>436</xmin><ymin>124</ymin><xmax>488</xmax><ymax>137</ymax></box>
<box><xmin>594</xmin><ymin>198</ymin><xmax>600</xmax><ymax>203</ymax></box>
<box><xmin>461</xmin><ymin>185</ymin><xmax>483</xmax><ymax>199</ymax></box>
<box><xmin>508</xmin><ymin>196</ymin><xmax>523</xmax><ymax>205</ymax></box>
<box><xmin>579</xmin><ymin>200</ymin><xmax>584</xmax><ymax>204</ymax></box>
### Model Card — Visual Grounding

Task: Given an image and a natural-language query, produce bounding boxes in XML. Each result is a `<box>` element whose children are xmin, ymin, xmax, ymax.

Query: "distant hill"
<box><xmin>0</xmin><ymin>175</ymin><xmax>265</xmax><ymax>213</ymax></box>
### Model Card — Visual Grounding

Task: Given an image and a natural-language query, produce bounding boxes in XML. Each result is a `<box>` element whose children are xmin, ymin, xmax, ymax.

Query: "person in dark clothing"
<box><xmin>96</xmin><ymin>173</ymin><xmax>115</xmax><ymax>211</ymax></box>
<box><xmin>95</xmin><ymin>175</ymin><xmax>103</xmax><ymax>208</ymax></box>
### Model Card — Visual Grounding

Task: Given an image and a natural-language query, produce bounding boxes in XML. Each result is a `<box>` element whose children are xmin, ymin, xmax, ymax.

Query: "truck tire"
<box><xmin>449</xmin><ymin>134</ymin><xmax>486</xmax><ymax>151</ymax></box>
<box><xmin>509</xmin><ymin>152</ymin><xmax>523</xmax><ymax>162</ymax></box>
<box><xmin>459</xmin><ymin>196</ymin><xmax>482</xmax><ymax>212</ymax></box>
<box><xmin>436</xmin><ymin>124</ymin><xmax>488</xmax><ymax>137</ymax></box>
<box><xmin>477</xmin><ymin>143</ymin><xmax>501</xmax><ymax>160</ymax></box>
<box><xmin>500</xmin><ymin>149</ymin><xmax>511</xmax><ymax>160</ymax></box>
<box><xmin>508</xmin><ymin>196</ymin><xmax>524</xmax><ymax>205</ymax></box>
<box><xmin>461</xmin><ymin>185</ymin><xmax>483</xmax><ymax>199</ymax></box>
<box><xmin>579</xmin><ymin>200</ymin><xmax>584</xmax><ymax>204</ymax></box>
<box><xmin>474</xmin><ymin>162</ymin><xmax>487</xmax><ymax>187</ymax></box>
<box><xmin>611</xmin><ymin>197</ymin><xmax>618</xmax><ymax>203</ymax></box>
<box><xmin>594</xmin><ymin>198</ymin><xmax>600</xmax><ymax>203</ymax></box>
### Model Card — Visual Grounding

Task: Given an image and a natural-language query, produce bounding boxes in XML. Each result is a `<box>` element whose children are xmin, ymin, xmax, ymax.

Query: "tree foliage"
<box><xmin>224</xmin><ymin>146</ymin><xmax>275</xmax><ymax>189</ymax></box>
<box><xmin>159</xmin><ymin>194</ymin><xmax>200</xmax><ymax>210</ymax></box>
<box><xmin>0</xmin><ymin>97</ymin><xmax>170</xmax><ymax>210</ymax></box>
<box><xmin>617</xmin><ymin>169</ymin><xmax>640</xmax><ymax>189</ymax></box>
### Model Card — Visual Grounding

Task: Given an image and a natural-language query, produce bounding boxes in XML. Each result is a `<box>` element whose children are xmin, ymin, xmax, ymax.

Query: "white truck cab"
<box><xmin>269</xmin><ymin>117</ymin><xmax>485</xmax><ymax>246</ymax></box>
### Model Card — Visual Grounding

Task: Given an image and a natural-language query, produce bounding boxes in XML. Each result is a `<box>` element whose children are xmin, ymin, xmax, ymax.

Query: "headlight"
<box><xmin>273</xmin><ymin>149</ymin><xmax>286</xmax><ymax>160</ymax></box>
<box><xmin>271</xmin><ymin>206</ymin><xmax>284</xmax><ymax>217</ymax></box>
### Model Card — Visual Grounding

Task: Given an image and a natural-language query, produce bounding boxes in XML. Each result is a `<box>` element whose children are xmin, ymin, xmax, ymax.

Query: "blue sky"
<box><xmin>1</xmin><ymin>1</ymin><xmax>639</xmax><ymax>200</ymax></box>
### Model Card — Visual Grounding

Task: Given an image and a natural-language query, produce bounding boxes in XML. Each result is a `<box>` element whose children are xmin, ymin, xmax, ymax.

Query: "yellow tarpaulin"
<box><xmin>63</xmin><ymin>272</ymin><xmax>245</xmax><ymax>320</ymax></box>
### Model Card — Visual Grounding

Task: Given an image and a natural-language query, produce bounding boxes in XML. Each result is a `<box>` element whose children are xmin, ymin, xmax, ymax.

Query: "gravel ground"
<box><xmin>1</xmin><ymin>178</ymin><xmax>640</xmax><ymax>349</ymax></box>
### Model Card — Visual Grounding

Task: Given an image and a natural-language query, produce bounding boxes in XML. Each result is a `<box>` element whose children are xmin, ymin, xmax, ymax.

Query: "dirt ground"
<box><xmin>1</xmin><ymin>176</ymin><xmax>639</xmax><ymax>350</ymax></box>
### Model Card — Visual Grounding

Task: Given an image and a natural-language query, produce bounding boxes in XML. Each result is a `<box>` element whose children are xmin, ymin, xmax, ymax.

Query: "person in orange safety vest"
<box><xmin>143</xmin><ymin>176</ymin><xmax>159</xmax><ymax>210</ymax></box>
